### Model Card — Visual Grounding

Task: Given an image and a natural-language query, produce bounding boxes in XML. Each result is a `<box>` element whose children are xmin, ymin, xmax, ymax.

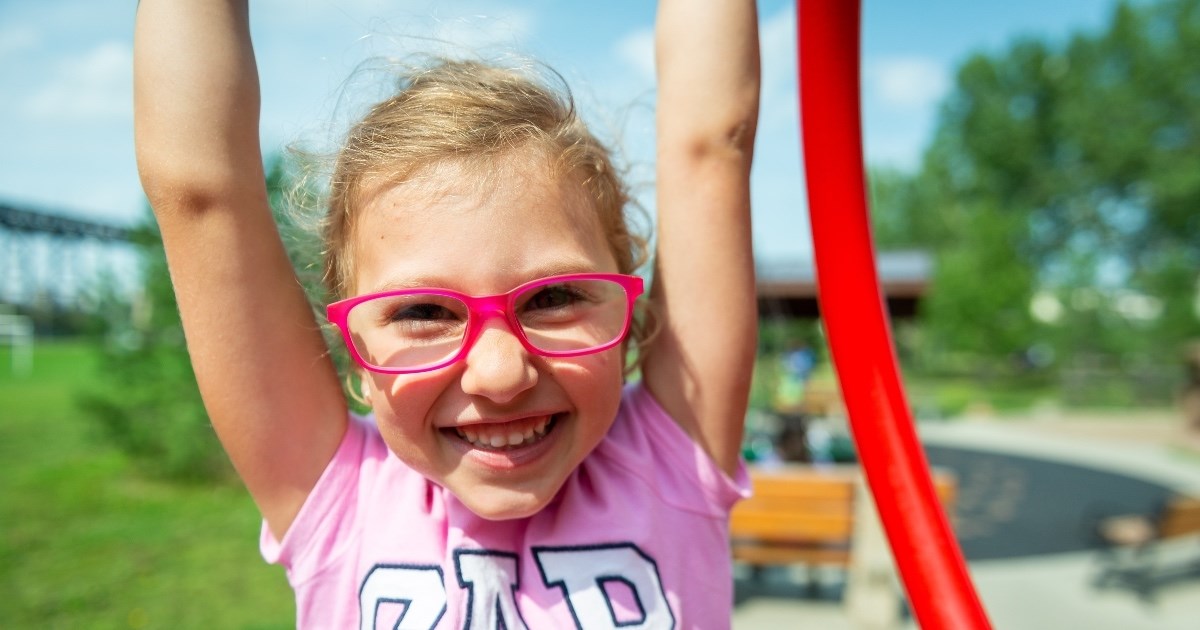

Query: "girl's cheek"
<box><xmin>373</xmin><ymin>372</ymin><xmax>449</xmax><ymax>413</ymax></box>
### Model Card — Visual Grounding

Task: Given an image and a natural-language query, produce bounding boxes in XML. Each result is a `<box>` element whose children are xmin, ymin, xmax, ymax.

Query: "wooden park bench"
<box><xmin>1092</xmin><ymin>494</ymin><xmax>1200</xmax><ymax>600</ymax></box>
<box><xmin>730</xmin><ymin>465</ymin><xmax>957</xmax><ymax>579</ymax></box>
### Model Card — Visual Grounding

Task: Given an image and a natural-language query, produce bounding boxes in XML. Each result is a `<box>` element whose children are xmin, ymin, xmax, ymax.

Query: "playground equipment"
<box><xmin>798</xmin><ymin>2</ymin><xmax>992</xmax><ymax>627</ymax></box>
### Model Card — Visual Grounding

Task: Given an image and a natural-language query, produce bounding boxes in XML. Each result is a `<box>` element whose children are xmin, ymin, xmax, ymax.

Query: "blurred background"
<box><xmin>2</xmin><ymin>0</ymin><xmax>1199</xmax><ymax>628</ymax></box>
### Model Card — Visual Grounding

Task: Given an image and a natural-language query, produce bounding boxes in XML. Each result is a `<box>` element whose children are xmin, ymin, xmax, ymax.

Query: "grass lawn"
<box><xmin>0</xmin><ymin>340</ymin><xmax>293</xmax><ymax>629</ymax></box>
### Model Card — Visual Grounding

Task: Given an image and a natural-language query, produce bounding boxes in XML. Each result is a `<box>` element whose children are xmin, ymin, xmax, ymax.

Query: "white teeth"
<box><xmin>454</xmin><ymin>415</ymin><xmax>556</xmax><ymax>450</ymax></box>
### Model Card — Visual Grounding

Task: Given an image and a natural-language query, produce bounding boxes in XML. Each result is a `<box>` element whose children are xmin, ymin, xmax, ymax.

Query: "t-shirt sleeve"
<box><xmin>259</xmin><ymin>413</ymin><xmax>374</xmax><ymax>584</ymax></box>
<box><xmin>599</xmin><ymin>382</ymin><xmax>752</xmax><ymax>516</ymax></box>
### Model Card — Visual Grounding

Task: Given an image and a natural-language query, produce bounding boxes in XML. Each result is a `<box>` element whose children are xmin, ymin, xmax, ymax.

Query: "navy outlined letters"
<box><xmin>359</xmin><ymin>544</ymin><xmax>673</xmax><ymax>629</ymax></box>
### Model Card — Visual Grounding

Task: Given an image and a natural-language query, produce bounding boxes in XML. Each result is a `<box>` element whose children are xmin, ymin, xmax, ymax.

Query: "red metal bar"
<box><xmin>797</xmin><ymin>1</ymin><xmax>992</xmax><ymax>628</ymax></box>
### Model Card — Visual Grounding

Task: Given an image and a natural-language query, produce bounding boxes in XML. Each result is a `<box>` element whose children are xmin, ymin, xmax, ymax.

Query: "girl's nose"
<box><xmin>459</xmin><ymin>320</ymin><xmax>538</xmax><ymax>403</ymax></box>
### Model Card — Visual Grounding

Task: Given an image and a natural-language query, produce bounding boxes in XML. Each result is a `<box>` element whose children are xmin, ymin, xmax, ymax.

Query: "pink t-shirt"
<box><xmin>262</xmin><ymin>382</ymin><xmax>750</xmax><ymax>629</ymax></box>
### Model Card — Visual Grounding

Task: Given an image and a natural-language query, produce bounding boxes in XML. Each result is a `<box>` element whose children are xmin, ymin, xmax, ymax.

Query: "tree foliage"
<box><xmin>86</xmin><ymin>156</ymin><xmax>328</xmax><ymax>481</ymax></box>
<box><xmin>871</xmin><ymin>0</ymin><xmax>1200</xmax><ymax>372</ymax></box>
<box><xmin>83</xmin><ymin>218</ymin><xmax>226</xmax><ymax>481</ymax></box>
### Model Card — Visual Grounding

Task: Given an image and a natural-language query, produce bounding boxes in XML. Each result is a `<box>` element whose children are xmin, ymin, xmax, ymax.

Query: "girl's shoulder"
<box><xmin>261</xmin><ymin>413</ymin><xmax>433</xmax><ymax>572</ymax></box>
<box><xmin>590</xmin><ymin>382</ymin><xmax>751</xmax><ymax>514</ymax></box>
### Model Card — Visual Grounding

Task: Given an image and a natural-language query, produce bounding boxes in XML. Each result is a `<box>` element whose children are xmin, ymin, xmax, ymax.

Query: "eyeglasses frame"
<box><xmin>326</xmin><ymin>272</ymin><xmax>645</xmax><ymax>374</ymax></box>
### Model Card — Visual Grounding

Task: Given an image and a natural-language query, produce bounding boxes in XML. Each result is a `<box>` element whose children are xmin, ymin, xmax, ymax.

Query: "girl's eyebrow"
<box><xmin>368</xmin><ymin>276</ymin><xmax>445</xmax><ymax>293</ymax></box>
<box><xmin>521</xmin><ymin>260</ymin><xmax>609</xmax><ymax>280</ymax></box>
<box><xmin>367</xmin><ymin>260</ymin><xmax>609</xmax><ymax>294</ymax></box>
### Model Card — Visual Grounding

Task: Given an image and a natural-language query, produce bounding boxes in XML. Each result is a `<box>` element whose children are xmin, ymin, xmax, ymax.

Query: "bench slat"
<box><xmin>730</xmin><ymin>465</ymin><xmax>957</xmax><ymax>570</ymax></box>
<box><xmin>731</xmin><ymin>513</ymin><xmax>853</xmax><ymax>542</ymax></box>
<box><xmin>732</xmin><ymin>543</ymin><xmax>851</xmax><ymax>566</ymax></box>
<box><xmin>1159</xmin><ymin>496</ymin><xmax>1200</xmax><ymax>538</ymax></box>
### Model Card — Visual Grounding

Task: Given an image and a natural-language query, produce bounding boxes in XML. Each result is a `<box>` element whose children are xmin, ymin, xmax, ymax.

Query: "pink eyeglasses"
<box><xmin>327</xmin><ymin>273</ymin><xmax>644</xmax><ymax>374</ymax></box>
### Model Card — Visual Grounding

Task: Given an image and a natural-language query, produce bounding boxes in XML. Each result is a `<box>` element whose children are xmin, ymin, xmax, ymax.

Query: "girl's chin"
<box><xmin>455</xmin><ymin>489</ymin><xmax>556</xmax><ymax>522</ymax></box>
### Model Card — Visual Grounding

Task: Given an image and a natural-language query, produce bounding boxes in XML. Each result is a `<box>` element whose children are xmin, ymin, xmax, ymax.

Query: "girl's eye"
<box><xmin>390</xmin><ymin>303</ymin><xmax>458</xmax><ymax>322</ymax></box>
<box><xmin>525</xmin><ymin>285</ymin><xmax>582</xmax><ymax>311</ymax></box>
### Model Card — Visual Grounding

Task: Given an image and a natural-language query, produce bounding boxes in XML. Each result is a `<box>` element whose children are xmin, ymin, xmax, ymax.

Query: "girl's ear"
<box><xmin>345</xmin><ymin>369</ymin><xmax>372</xmax><ymax>408</ymax></box>
<box><xmin>359</xmin><ymin>371</ymin><xmax>372</xmax><ymax>406</ymax></box>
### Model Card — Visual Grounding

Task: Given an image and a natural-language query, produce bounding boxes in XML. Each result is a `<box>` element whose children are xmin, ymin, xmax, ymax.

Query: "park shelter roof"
<box><xmin>756</xmin><ymin>250</ymin><xmax>932</xmax><ymax>319</ymax></box>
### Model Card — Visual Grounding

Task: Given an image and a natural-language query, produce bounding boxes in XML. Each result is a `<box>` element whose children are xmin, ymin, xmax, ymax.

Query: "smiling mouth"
<box><xmin>453</xmin><ymin>414</ymin><xmax>560</xmax><ymax>451</ymax></box>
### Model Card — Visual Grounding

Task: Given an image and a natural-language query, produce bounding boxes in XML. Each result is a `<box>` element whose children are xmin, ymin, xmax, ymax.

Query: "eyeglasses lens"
<box><xmin>346</xmin><ymin>293</ymin><xmax>469</xmax><ymax>371</ymax></box>
<box><xmin>513</xmin><ymin>278</ymin><xmax>628</xmax><ymax>353</ymax></box>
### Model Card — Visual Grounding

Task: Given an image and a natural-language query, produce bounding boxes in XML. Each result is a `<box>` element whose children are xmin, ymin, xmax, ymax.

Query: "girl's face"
<box><xmin>351</xmin><ymin>155</ymin><xmax>626</xmax><ymax>520</ymax></box>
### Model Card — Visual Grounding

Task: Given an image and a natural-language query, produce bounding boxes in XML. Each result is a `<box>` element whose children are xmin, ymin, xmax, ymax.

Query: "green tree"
<box><xmin>86</xmin><ymin>156</ymin><xmax>327</xmax><ymax>481</ymax></box>
<box><xmin>875</xmin><ymin>0</ymin><xmax>1200</xmax><ymax>372</ymax></box>
<box><xmin>83</xmin><ymin>217</ymin><xmax>225</xmax><ymax>481</ymax></box>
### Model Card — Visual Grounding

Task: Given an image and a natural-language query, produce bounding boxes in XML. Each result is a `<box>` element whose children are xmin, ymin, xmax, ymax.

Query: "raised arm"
<box><xmin>134</xmin><ymin>0</ymin><xmax>346</xmax><ymax>539</ymax></box>
<box><xmin>643</xmin><ymin>0</ymin><xmax>760</xmax><ymax>476</ymax></box>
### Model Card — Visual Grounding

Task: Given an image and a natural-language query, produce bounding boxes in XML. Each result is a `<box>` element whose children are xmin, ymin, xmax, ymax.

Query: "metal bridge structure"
<box><xmin>0</xmin><ymin>201</ymin><xmax>140</xmax><ymax>306</ymax></box>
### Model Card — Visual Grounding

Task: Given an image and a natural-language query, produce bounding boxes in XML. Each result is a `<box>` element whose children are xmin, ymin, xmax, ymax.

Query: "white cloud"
<box><xmin>24</xmin><ymin>41</ymin><xmax>132</xmax><ymax>121</ymax></box>
<box><xmin>614</xmin><ymin>28</ymin><xmax>654</xmax><ymax>81</ymax></box>
<box><xmin>866</xmin><ymin>56</ymin><xmax>949</xmax><ymax>110</ymax></box>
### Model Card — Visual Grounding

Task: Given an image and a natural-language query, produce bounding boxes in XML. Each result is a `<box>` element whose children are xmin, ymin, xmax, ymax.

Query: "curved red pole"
<box><xmin>797</xmin><ymin>2</ymin><xmax>992</xmax><ymax>628</ymax></box>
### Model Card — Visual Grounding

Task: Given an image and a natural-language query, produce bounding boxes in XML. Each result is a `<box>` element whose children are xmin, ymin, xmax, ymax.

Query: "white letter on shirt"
<box><xmin>359</xmin><ymin>564</ymin><xmax>447</xmax><ymax>630</ymax></box>
<box><xmin>454</xmin><ymin>549</ymin><xmax>528</xmax><ymax>629</ymax></box>
<box><xmin>534</xmin><ymin>544</ymin><xmax>675</xmax><ymax>629</ymax></box>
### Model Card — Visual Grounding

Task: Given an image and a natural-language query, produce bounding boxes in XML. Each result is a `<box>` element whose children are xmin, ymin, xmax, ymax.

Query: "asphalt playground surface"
<box><xmin>731</xmin><ymin>413</ymin><xmax>1200</xmax><ymax>629</ymax></box>
<box><xmin>923</xmin><ymin>444</ymin><xmax>1175</xmax><ymax>561</ymax></box>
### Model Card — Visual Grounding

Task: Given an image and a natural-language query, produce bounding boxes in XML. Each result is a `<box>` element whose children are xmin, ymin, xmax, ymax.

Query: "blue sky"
<box><xmin>0</xmin><ymin>0</ymin><xmax>1121</xmax><ymax>263</ymax></box>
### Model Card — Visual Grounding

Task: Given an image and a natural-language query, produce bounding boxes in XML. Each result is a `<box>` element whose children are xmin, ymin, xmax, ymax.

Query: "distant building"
<box><xmin>756</xmin><ymin>250</ymin><xmax>932</xmax><ymax>319</ymax></box>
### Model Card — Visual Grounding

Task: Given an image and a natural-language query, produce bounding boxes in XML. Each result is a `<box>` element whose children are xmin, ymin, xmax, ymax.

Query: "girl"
<box><xmin>133</xmin><ymin>0</ymin><xmax>759</xmax><ymax>627</ymax></box>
